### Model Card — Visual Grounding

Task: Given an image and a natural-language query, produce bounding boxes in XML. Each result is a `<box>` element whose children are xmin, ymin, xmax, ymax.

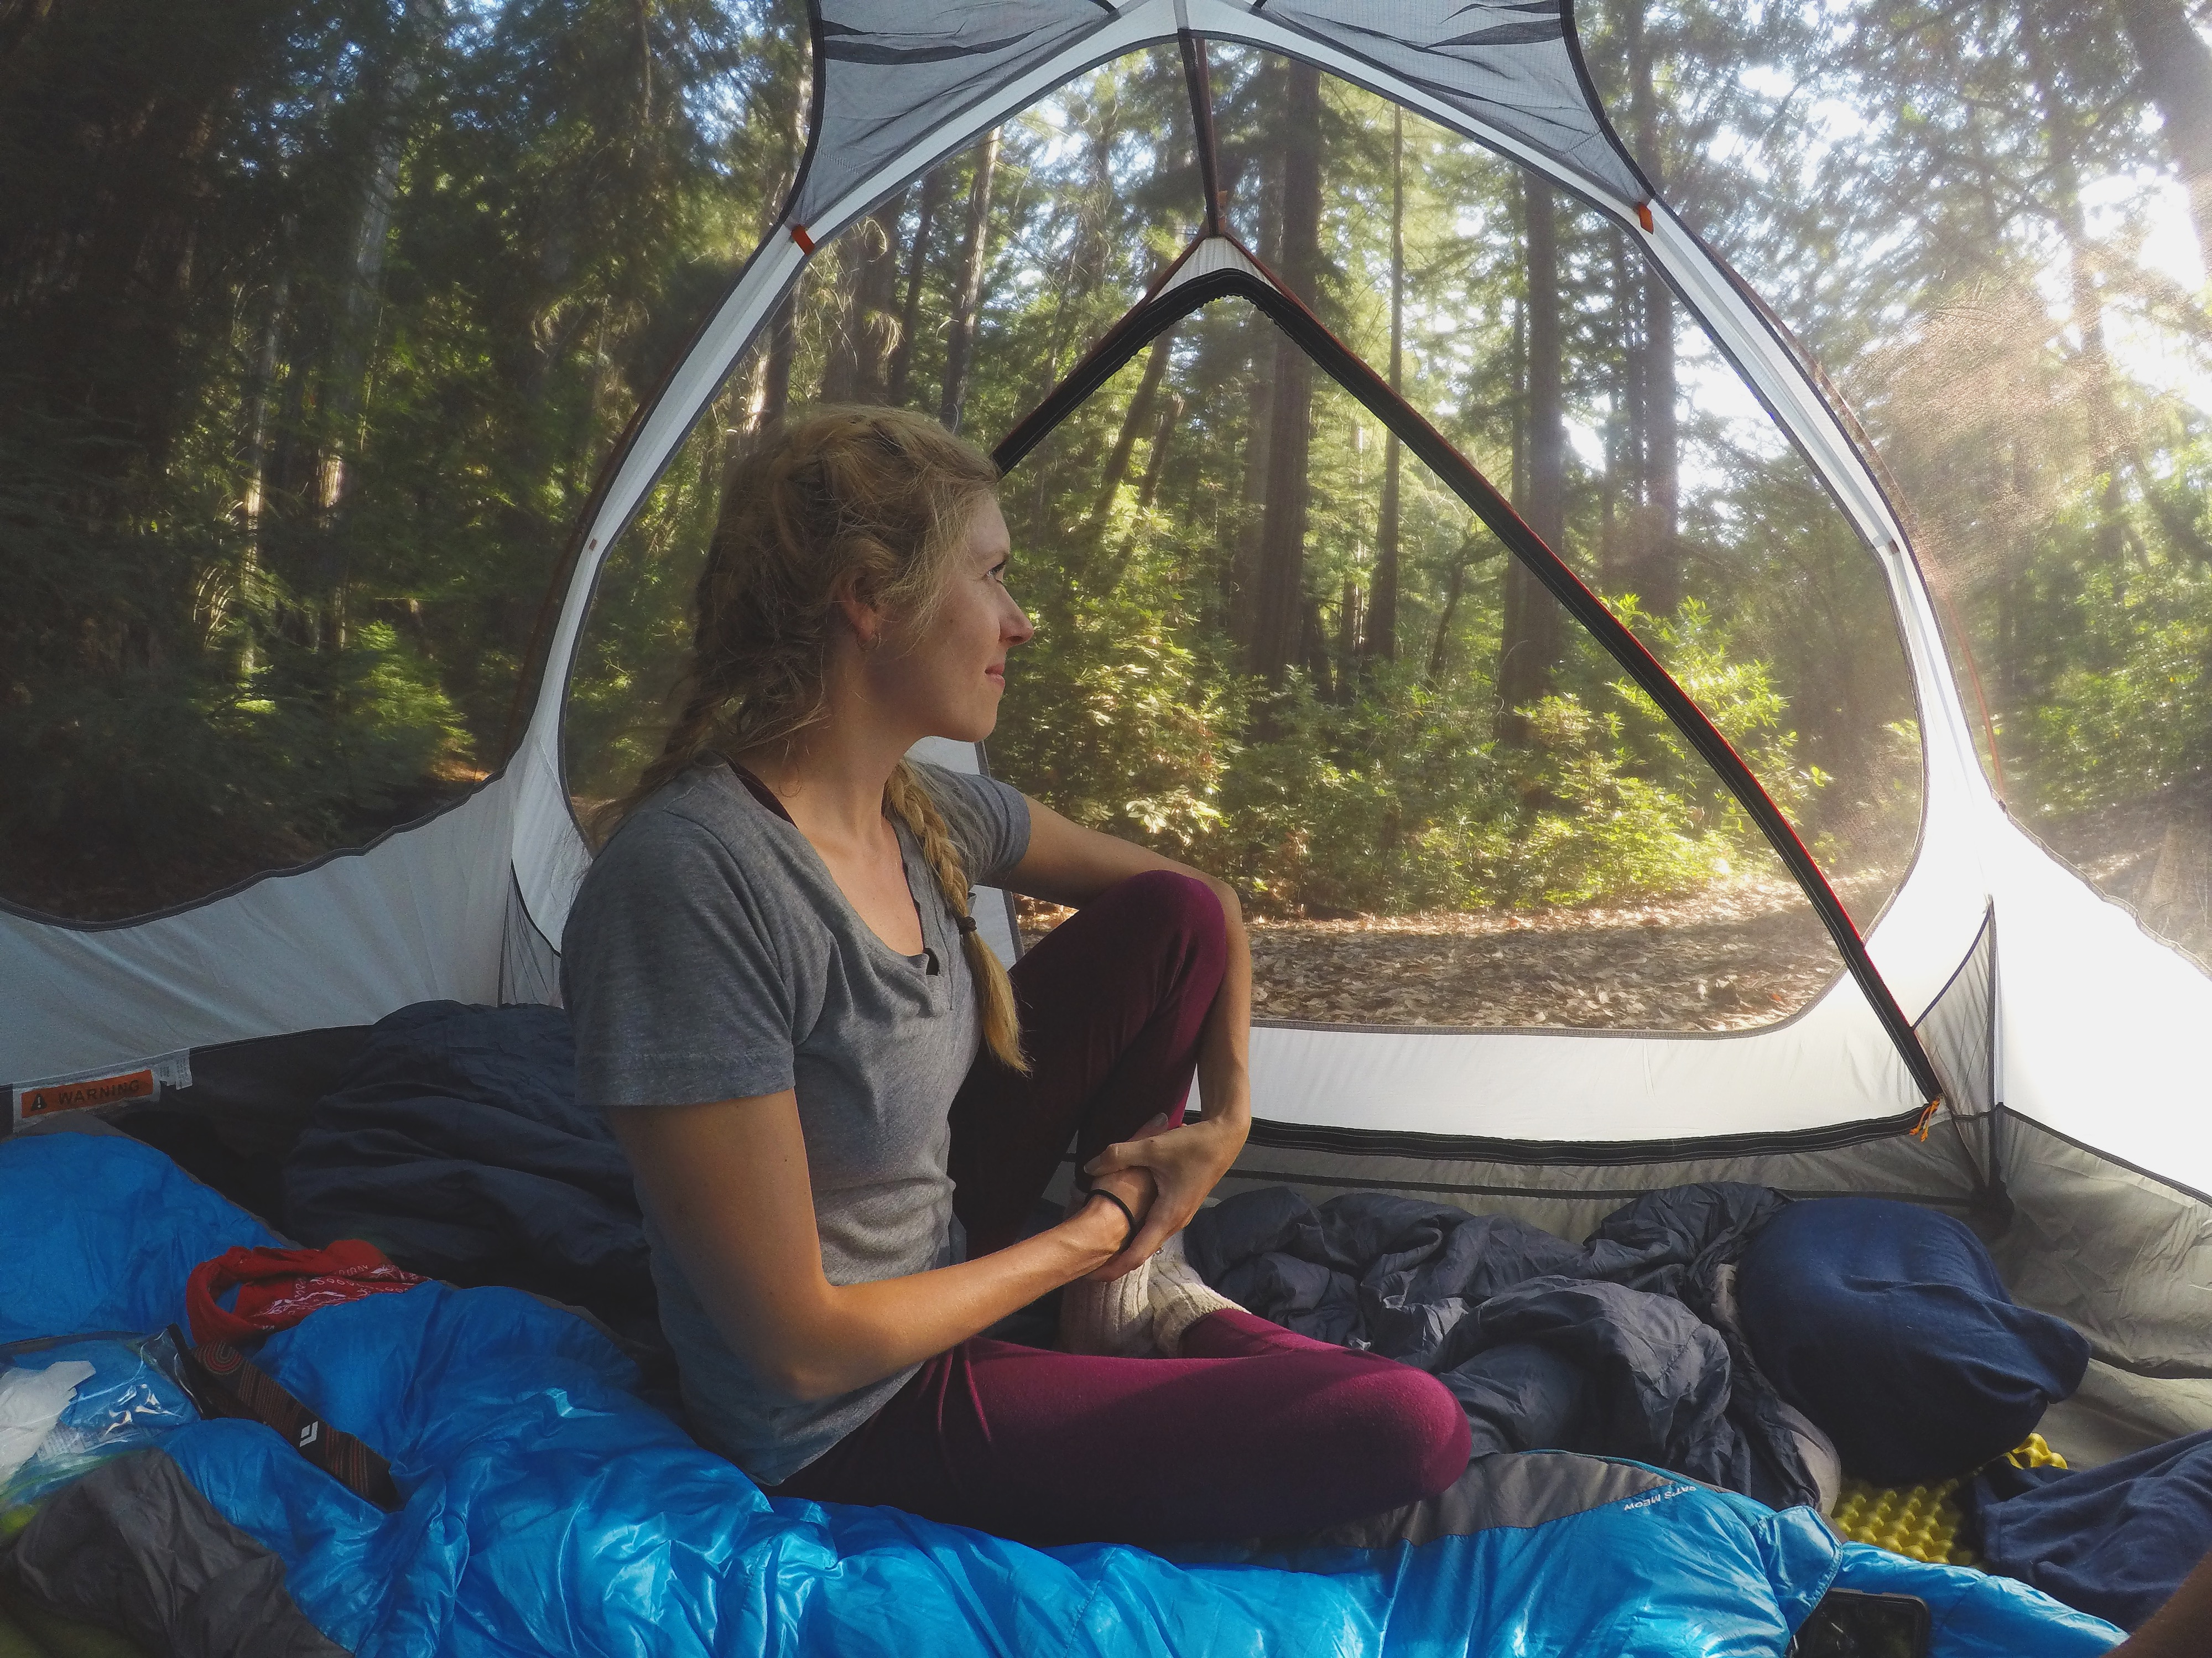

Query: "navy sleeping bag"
<box><xmin>1735</xmin><ymin>1197</ymin><xmax>2089</xmax><ymax>1483</ymax></box>
<box><xmin>282</xmin><ymin>1001</ymin><xmax>658</xmax><ymax>1357</ymax></box>
<box><xmin>1969</xmin><ymin>1429</ymin><xmax>2212</xmax><ymax>1631</ymax></box>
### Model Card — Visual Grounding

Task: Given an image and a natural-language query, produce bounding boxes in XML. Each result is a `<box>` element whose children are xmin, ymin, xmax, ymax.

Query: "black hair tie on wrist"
<box><xmin>1084</xmin><ymin>1185</ymin><xmax>1138</xmax><ymax>1255</ymax></box>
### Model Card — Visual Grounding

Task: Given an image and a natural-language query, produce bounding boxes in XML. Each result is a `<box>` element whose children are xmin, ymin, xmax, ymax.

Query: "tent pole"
<box><xmin>995</xmin><ymin>256</ymin><xmax>1947</xmax><ymax>1109</ymax></box>
<box><xmin>1179</xmin><ymin>31</ymin><xmax>1227</xmax><ymax>237</ymax></box>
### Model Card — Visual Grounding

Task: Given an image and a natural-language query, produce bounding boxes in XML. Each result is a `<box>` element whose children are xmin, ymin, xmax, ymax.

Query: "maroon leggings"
<box><xmin>775</xmin><ymin>871</ymin><xmax>1471</xmax><ymax>1546</ymax></box>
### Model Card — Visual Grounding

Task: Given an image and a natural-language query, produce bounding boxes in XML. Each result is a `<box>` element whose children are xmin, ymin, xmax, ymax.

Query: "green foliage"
<box><xmin>1205</xmin><ymin>598</ymin><xmax>1825</xmax><ymax>916</ymax></box>
<box><xmin>2015</xmin><ymin>550</ymin><xmax>2212</xmax><ymax>814</ymax></box>
<box><xmin>8</xmin><ymin>0</ymin><xmax>2204</xmax><ymax>939</ymax></box>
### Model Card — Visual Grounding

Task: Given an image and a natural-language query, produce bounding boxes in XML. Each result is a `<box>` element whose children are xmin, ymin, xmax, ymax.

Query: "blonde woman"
<box><xmin>563</xmin><ymin>407</ymin><xmax>1467</xmax><ymax>1545</ymax></box>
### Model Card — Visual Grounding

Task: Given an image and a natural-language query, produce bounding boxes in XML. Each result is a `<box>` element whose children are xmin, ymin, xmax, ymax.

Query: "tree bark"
<box><xmin>241</xmin><ymin>269</ymin><xmax>289</xmax><ymax>548</ymax></box>
<box><xmin>1300</xmin><ymin>594</ymin><xmax>1334</xmax><ymax>701</ymax></box>
<box><xmin>748</xmin><ymin>30</ymin><xmax>810</xmax><ymax>431</ymax></box>
<box><xmin>1367</xmin><ymin>105</ymin><xmax>1405</xmax><ymax>667</ymax></box>
<box><xmin>817</xmin><ymin>234</ymin><xmax>866</xmax><ymax>405</ymax></box>
<box><xmin>1427</xmin><ymin>540</ymin><xmax>1479</xmax><ymax>684</ymax></box>
<box><xmin>1498</xmin><ymin>176</ymin><xmax>1566</xmax><ymax>740</ymax></box>
<box><xmin>939</xmin><ymin>129</ymin><xmax>1000</xmax><ymax>433</ymax></box>
<box><xmin>2023</xmin><ymin>6</ymin><xmax>2128</xmax><ymax>566</ymax></box>
<box><xmin>2116</xmin><ymin>0</ymin><xmax>2212</xmax><ymax>264</ymax></box>
<box><xmin>1248</xmin><ymin>61</ymin><xmax>1323</xmax><ymax>685</ymax></box>
<box><xmin>820</xmin><ymin>195</ymin><xmax>903</xmax><ymax>404</ymax></box>
<box><xmin>1225</xmin><ymin>65</ymin><xmax>1287</xmax><ymax>651</ymax></box>
<box><xmin>310</xmin><ymin>1</ymin><xmax>440</xmax><ymax>649</ymax></box>
<box><xmin>1136</xmin><ymin>391</ymin><xmax>1182</xmax><ymax>511</ymax></box>
<box><xmin>1085</xmin><ymin>331</ymin><xmax>1172</xmax><ymax>539</ymax></box>
<box><xmin>1626</xmin><ymin>0</ymin><xmax>1679</xmax><ymax>615</ymax></box>
<box><xmin>885</xmin><ymin>169</ymin><xmax>944</xmax><ymax>408</ymax></box>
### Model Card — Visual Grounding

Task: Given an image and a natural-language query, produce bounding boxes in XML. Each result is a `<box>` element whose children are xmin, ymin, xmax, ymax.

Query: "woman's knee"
<box><xmin>1363</xmin><ymin>1366</ymin><xmax>1473</xmax><ymax>1501</ymax></box>
<box><xmin>1137</xmin><ymin>868</ymin><xmax>1226</xmax><ymax>948</ymax></box>
<box><xmin>1086</xmin><ymin>869</ymin><xmax>1225</xmax><ymax>965</ymax></box>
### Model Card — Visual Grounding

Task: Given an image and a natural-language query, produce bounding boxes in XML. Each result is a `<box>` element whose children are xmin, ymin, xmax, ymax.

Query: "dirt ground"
<box><xmin>1017</xmin><ymin>777</ymin><xmax>2212</xmax><ymax>1034</ymax></box>
<box><xmin>1022</xmin><ymin>871</ymin><xmax>1897</xmax><ymax>1033</ymax></box>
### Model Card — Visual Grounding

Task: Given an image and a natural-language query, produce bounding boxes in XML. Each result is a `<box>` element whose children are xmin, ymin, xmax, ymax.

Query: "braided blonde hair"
<box><xmin>595</xmin><ymin>405</ymin><xmax>1026</xmax><ymax>1072</ymax></box>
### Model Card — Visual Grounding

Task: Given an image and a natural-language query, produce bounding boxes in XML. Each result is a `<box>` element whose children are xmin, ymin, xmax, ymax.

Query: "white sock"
<box><xmin>1060</xmin><ymin>1256</ymin><xmax>1156</xmax><ymax>1356</ymax></box>
<box><xmin>1148</xmin><ymin>1231</ymin><xmax>1242</xmax><ymax>1355</ymax></box>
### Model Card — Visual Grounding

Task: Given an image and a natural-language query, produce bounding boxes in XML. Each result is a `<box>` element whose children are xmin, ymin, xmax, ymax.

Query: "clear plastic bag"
<box><xmin>0</xmin><ymin>1329</ymin><xmax>198</xmax><ymax>1517</ymax></box>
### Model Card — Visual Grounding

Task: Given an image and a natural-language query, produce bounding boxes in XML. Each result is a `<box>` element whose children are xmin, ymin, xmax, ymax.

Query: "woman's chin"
<box><xmin>924</xmin><ymin>708</ymin><xmax>998</xmax><ymax>747</ymax></box>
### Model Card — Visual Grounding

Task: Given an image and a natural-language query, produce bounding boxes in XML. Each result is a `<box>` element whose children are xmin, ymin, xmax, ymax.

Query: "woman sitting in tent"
<box><xmin>562</xmin><ymin>406</ymin><xmax>1467</xmax><ymax>1546</ymax></box>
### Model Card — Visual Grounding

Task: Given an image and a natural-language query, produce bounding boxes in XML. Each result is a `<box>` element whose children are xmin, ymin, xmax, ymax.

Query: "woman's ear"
<box><xmin>833</xmin><ymin>574</ymin><xmax>887</xmax><ymax>649</ymax></box>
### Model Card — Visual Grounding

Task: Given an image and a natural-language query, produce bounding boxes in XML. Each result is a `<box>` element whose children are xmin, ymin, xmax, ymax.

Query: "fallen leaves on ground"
<box><xmin>1021</xmin><ymin>871</ymin><xmax>1897</xmax><ymax>1032</ymax></box>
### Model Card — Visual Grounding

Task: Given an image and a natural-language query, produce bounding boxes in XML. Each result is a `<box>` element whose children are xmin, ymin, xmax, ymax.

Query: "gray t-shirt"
<box><xmin>560</xmin><ymin>758</ymin><xmax>1030</xmax><ymax>1483</ymax></box>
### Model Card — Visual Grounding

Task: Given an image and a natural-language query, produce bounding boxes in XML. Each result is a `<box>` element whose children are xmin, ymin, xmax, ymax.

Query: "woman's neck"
<box><xmin>728</xmin><ymin>711</ymin><xmax>915</xmax><ymax>856</ymax></box>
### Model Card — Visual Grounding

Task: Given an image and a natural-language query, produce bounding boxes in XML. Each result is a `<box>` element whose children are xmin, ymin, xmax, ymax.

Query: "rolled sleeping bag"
<box><xmin>1734</xmin><ymin>1197</ymin><xmax>2089</xmax><ymax>1485</ymax></box>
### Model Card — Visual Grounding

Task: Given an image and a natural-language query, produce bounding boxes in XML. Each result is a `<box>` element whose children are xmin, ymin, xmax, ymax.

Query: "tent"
<box><xmin>5</xmin><ymin>0</ymin><xmax>2210</xmax><ymax>1468</ymax></box>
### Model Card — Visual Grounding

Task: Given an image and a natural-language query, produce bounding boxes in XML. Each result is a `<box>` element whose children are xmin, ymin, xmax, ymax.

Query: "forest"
<box><xmin>3</xmin><ymin>0</ymin><xmax>2208</xmax><ymax>1018</ymax></box>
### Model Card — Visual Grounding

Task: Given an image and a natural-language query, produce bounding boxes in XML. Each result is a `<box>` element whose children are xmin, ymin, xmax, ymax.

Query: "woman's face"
<box><xmin>871</xmin><ymin>496</ymin><xmax>1033</xmax><ymax>743</ymax></box>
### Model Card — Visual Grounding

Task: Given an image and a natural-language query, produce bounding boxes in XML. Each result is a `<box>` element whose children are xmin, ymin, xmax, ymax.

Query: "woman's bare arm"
<box><xmin>1006</xmin><ymin>795</ymin><xmax>1253</xmax><ymax>1274</ymax></box>
<box><xmin>613</xmin><ymin>1090</ymin><xmax>1153</xmax><ymax>1403</ymax></box>
<box><xmin>2110</xmin><ymin>1551</ymin><xmax>2212</xmax><ymax>1657</ymax></box>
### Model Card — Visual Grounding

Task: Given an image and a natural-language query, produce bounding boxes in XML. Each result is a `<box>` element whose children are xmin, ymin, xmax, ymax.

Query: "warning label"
<box><xmin>11</xmin><ymin>1051</ymin><xmax>191</xmax><ymax>1131</ymax></box>
<box><xmin>19</xmin><ymin>1069</ymin><xmax>156</xmax><ymax>1118</ymax></box>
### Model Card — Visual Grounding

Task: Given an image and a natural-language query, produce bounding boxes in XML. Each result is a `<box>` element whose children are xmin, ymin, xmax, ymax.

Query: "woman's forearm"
<box><xmin>763</xmin><ymin>1197</ymin><xmax>1130</xmax><ymax>1401</ymax></box>
<box><xmin>1192</xmin><ymin>874</ymin><xmax>1253</xmax><ymax>1133</ymax></box>
<box><xmin>612</xmin><ymin>1095</ymin><xmax>1146</xmax><ymax>1408</ymax></box>
<box><xmin>793</xmin><ymin>1200</ymin><xmax>1126</xmax><ymax>1398</ymax></box>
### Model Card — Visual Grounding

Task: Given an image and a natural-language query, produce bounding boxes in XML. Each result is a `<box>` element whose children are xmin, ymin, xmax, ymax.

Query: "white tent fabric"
<box><xmin>4</xmin><ymin>0</ymin><xmax>2209</xmax><ymax>1219</ymax></box>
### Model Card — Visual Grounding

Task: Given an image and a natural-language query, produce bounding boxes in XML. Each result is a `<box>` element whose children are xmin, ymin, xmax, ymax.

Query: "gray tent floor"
<box><xmin>2045</xmin><ymin>1367</ymin><xmax>2212</xmax><ymax>1469</ymax></box>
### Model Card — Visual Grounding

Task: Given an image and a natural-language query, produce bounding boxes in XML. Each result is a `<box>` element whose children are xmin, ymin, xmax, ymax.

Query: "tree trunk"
<box><xmin>241</xmin><ymin>268</ymin><xmax>289</xmax><ymax>548</ymax></box>
<box><xmin>2023</xmin><ymin>7</ymin><xmax>2127</xmax><ymax>566</ymax></box>
<box><xmin>816</xmin><ymin>235</ymin><xmax>865</xmax><ymax>405</ymax></box>
<box><xmin>1136</xmin><ymin>391</ymin><xmax>1182</xmax><ymax>511</ymax></box>
<box><xmin>2117</xmin><ymin>0</ymin><xmax>2212</xmax><ymax>263</ymax></box>
<box><xmin>1640</xmin><ymin>267</ymin><xmax>1679</xmax><ymax>612</ymax></box>
<box><xmin>1367</xmin><ymin>106</ymin><xmax>1405</xmax><ymax>668</ymax></box>
<box><xmin>818</xmin><ymin>199</ymin><xmax>898</xmax><ymax>404</ymax></box>
<box><xmin>310</xmin><ymin>7</ymin><xmax>437</xmax><ymax>650</ymax></box>
<box><xmin>1626</xmin><ymin>0</ymin><xmax>1679</xmax><ymax>616</ymax></box>
<box><xmin>1602</xmin><ymin>227</ymin><xmax>1638</xmax><ymax>584</ymax></box>
<box><xmin>886</xmin><ymin>170</ymin><xmax>943</xmax><ymax>408</ymax></box>
<box><xmin>1227</xmin><ymin>59</ymin><xmax>1288</xmax><ymax>653</ymax></box>
<box><xmin>757</xmin><ymin>296</ymin><xmax>798</xmax><ymax>429</ymax></box>
<box><xmin>1248</xmin><ymin>62</ymin><xmax>1324</xmax><ymax>685</ymax></box>
<box><xmin>1498</xmin><ymin>176</ymin><xmax>1566</xmax><ymax>739</ymax></box>
<box><xmin>748</xmin><ymin>33</ymin><xmax>811</xmax><ymax>431</ymax></box>
<box><xmin>939</xmin><ymin>129</ymin><xmax>1000</xmax><ymax>434</ymax></box>
<box><xmin>1427</xmin><ymin>542</ymin><xmax>1477</xmax><ymax>684</ymax></box>
<box><xmin>1085</xmin><ymin>332</ymin><xmax>1172</xmax><ymax>539</ymax></box>
<box><xmin>1300</xmin><ymin>594</ymin><xmax>1334</xmax><ymax>701</ymax></box>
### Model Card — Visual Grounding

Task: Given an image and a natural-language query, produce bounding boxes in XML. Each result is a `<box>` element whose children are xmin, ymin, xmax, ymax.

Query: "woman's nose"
<box><xmin>1003</xmin><ymin>601</ymin><xmax>1035</xmax><ymax>645</ymax></box>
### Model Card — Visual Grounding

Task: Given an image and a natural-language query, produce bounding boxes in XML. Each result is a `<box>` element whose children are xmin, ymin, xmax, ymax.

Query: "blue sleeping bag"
<box><xmin>0</xmin><ymin>1131</ymin><xmax>2122</xmax><ymax>1657</ymax></box>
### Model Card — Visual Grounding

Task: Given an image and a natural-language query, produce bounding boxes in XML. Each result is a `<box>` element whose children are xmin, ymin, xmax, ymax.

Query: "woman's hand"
<box><xmin>1072</xmin><ymin>1160</ymin><xmax>1158</xmax><ymax>1280</ymax></box>
<box><xmin>1081</xmin><ymin>1110</ymin><xmax>1249</xmax><ymax>1278</ymax></box>
<box><xmin>612</xmin><ymin>1091</ymin><xmax>1164</xmax><ymax>1403</ymax></box>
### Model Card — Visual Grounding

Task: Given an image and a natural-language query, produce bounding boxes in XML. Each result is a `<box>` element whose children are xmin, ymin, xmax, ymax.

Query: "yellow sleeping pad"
<box><xmin>1829</xmin><ymin>1433</ymin><xmax>2068</xmax><ymax>1565</ymax></box>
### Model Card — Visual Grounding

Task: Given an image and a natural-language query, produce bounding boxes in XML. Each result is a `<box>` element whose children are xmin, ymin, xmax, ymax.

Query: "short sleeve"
<box><xmin>561</xmin><ymin>809</ymin><xmax>802</xmax><ymax>1110</ymax></box>
<box><xmin>913</xmin><ymin>762</ymin><xmax>1031</xmax><ymax>888</ymax></box>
